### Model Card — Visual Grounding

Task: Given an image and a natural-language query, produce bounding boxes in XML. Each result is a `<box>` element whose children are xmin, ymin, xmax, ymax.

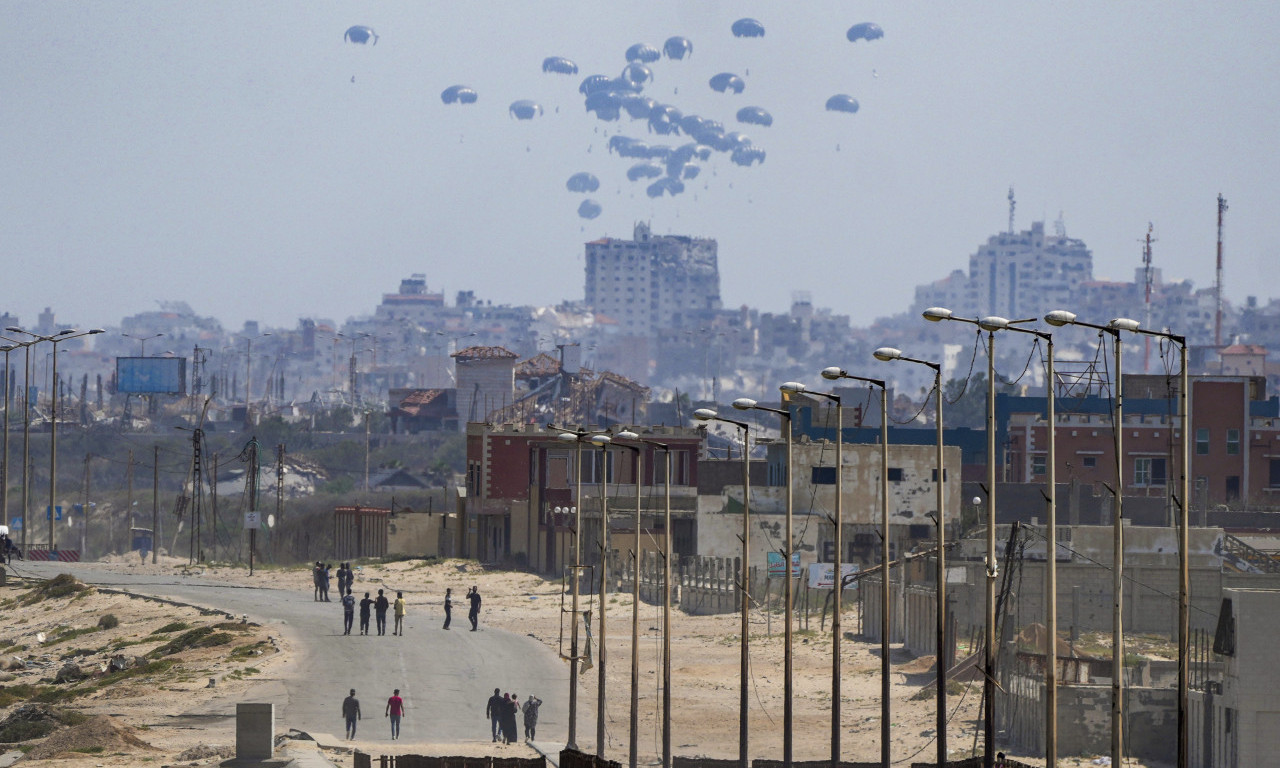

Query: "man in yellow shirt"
<box><xmin>393</xmin><ymin>591</ymin><xmax>407</xmax><ymax>636</ymax></box>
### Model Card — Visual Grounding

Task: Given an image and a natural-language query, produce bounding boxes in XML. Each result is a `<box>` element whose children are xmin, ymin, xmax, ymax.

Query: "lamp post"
<box><xmin>872</xmin><ymin>347</ymin><xmax>947</xmax><ymax>768</ymax></box>
<box><xmin>732</xmin><ymin>387</ymin><xmax>799</xmax><ymax>768</ymax></box>
<box><xmin>923</xmin><ymin>307</ymin><xmax>1036</xmax><ymax>767</ymax></box>
<box><xmin>0</xmin><ymin>344</ymin><xmax>18</xmax><ymax>547</ymax></box>
<box><xmin>0</xmin><ymin>333</ymin><xmax>36</xmax><ymax>554</ymax></box>
<box><xmin>555</xmin><ymin>424</ymin><xmax>602</xmax><ymax>751</ymax></box>
<box><xmin>123</xmin><ymin>332</ymin><xmax>164</xmax><ymax>356</ymax></box>
<box><xmin>1056</xmin><ymin>315</ymin><xmax>1190</xmax><ymax>768</ymax></box>
<box><xmin>821</xmin><ymin>366</ymin><xmax>891</xmax><ymax>768</ymax></box>
<box><xmin>780</xmin><ymin>381</ymin><xmax>847</xmax><ymax>765</ymax></box>
<box><xmin>588</xmin><ymin>433</ymin><xmax>612</xmax><ymax>758</ymax></box>
<box><xmin>7</xmin><ymin>327</ymin><xmax>104</xmax><ymax>553</ymax></box>
<box><xmin>693</xmin><ymin>408</ymin><xmax>752</xmax><ymax>768</ymax></box>
<box><xmin>1045</xmin><ymin>311</ymin><xmax>1135</xmax><ymax>768</ymax></box>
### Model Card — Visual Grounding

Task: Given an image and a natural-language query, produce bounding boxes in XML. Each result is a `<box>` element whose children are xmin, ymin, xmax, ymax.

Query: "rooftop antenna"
<box><xmin>1007</xmin><ymin>187</ymin><xmax>1016</xmax><ymax>234</ymax></box>
<box><xmin>1054</xmin><ymin>211</ymin><xmax>1067</xmax><ymax>238</ymax></box>
<box><xmin>1215</xmin><ymin>194</ymin><xmax>1228</xmax><ymax>348</ymax></box>
<box><xmin>1140</xmin><ymin>223</ymin><xmax>1157</xmax><ymax>373</ymax></box>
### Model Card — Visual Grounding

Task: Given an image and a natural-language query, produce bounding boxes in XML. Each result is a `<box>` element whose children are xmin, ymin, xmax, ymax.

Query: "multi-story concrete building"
<box><xmin>584</xmin><ymin>222</ymin><xmax>721</xmax><ymax>338</ymax></box>
<box><xmin>913</xmin><ymin>220</ymin><xmax>1093</xmax><ymax>321</ymax></box>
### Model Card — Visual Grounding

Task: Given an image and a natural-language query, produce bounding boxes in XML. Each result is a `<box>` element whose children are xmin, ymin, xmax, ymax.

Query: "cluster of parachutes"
<box><xmin>343</xmin><ymin>18</ymin><xmax>882</xmax><ymax>221</ymax></box>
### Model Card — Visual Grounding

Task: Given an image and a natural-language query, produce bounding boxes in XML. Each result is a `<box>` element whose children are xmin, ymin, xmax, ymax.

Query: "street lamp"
<box><xmin>0</xmin><ymin>344</ymin><xmax>19</xmax><ymax>549</ymax></box>
<box><xmin>924</xmin><ymin>307</ymin><xmax>1036</xmax><ymax>767</ymax></box>
<box><xmin>820</xmin><ymin>366</ymin><xmax>891</xmax><ymax>768</ymax></box>
<box><xmin>780</xmin><ymin>381</ymin><xmax>848</xmax><ymax>765</ymax></box>
<box><xmin>7</xmin><ymin>327</ymin><xmax>104</xmax><ymax>554</ymax></box>
<box><xmin>0</xmin><ymin>333</ymin><xmax>37</xmax><ymax>554</ymax></box>
<box><xmin>1044</xmin><ymin>310</ymin><xmax>1133</xmax><ymax>768</ymax></box>
<box><xmin>554</xmin><ymin>424</ymin><xmax>597</xmax><ymax>751</ymax></box>
<box><xmin>692</xmin><ymin>407</ymin><xmax>752</xmax><ymax>768</ymax></box>
<box><xmin>588</xmin><ymin>432</ymin><xmax>612</xmax><ymax>758</ymax></box>
<box><xmin>611</xmin><ymin>430</ymin><xmax>670</xmax><ymax>768</ymax></box>
<box><xmin>732</xmin><ymin>386</ymin><xmax>800</xmax><ymax>768</ymax></box>
<box><xmin>122</xmin><ymin>332</ymin><xmax>164</xmax><ymax>356</ymax></box>
<box><xmin>872</xmin><ymin>346</ymin><xmax>948</xmax><ymax>768</ymax></box>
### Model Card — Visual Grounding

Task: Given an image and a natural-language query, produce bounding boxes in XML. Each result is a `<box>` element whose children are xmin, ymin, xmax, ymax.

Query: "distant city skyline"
<box><xmin>4</xmin><ymin>2</ymin><xmax>1276</xmax><ymax>330</ymax></box>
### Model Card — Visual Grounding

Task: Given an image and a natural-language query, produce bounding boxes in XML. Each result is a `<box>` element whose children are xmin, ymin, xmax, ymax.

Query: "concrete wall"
<box><xmin>386</xmin><ymin>511</ymin><xmax>445</xmax><ymax>558</ymax></box>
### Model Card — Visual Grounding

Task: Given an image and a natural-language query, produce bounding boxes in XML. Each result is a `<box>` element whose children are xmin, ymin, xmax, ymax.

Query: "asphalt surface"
<box><xmin>12</xmin><ymin>561</ymin><xmax>573</xmax><ymax>749</ymax></box>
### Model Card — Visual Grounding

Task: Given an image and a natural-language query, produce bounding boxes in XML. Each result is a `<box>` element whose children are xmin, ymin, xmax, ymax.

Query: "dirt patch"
<box><xmin>23</xmin><ymin>714</ymin><xmax>153</xmax><ymax>759</ymax></box>
<box><xmin>176</xmin><ymin>743</ymin><xmax>235</xmax><ymax>761</ymax></box>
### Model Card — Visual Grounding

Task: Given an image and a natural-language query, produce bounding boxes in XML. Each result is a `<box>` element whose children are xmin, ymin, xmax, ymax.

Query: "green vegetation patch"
<box><xmin>150</xmin><ymin>621</ymin><xmax>190</xmax><ymax>635</ymax></box>
<box><xmin>150</xmin><ymin>627</ymin><xmax>233</xmax><ymax>657</ymax></box>
<box><xmin>19</xmin><ymin>574</ymin><xmax>91</xmax><ymax>606</ymax></box>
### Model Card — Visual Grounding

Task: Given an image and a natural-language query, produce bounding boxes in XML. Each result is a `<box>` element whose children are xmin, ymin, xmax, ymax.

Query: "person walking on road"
<box><xmin>522</xmin><ymin>694</ymin><xmax>542</xmax><ymax>741</ymax></box>
<box><xmin>486</xmin><ymin>687</ymin><xmax>504</xmax><ymax>742</ymax></box>
<box><xmin>393</xmin><ymin>591</ymin><xmax>407</xmax><ymax>636</ymax></box>
<box><xmin>374</xmin><ymin>589</ymin><xmax>390</xmax><ymax>636</ymax></box>
<box><xmin>342</xmin><ymin>688</ymin><xmax>361</xmax><ymax>739</ymax></box>
<box><xmin>341</xmin><ymin>588</ymin><xmax>356</xmax><ymax>635</ymax></box>
<box><xmin>442</xmin><ymin>587</ymin><xmax>453</xmax><ymax>630</ymax></box>
<box><xmin>467</xmin><ymin>585</ymin><xmax>482</xmax><ymax>631</ymax></box>
<box><xmin>385</xmin><ymin>688</ymin><xmax>405</xmax><ymax>740</ymax></box>
<box><xmin>499</xmin><ymin>693</ymin><xmax>518</xmax><ymax>744</ymax></box>
<box><xmin>321</xmin><ymin>564</ymin><xmax>333</xmax><ymax>602</ymax></box>
<box><xmin>313</xmin><ymin>562</ymin><xmax>324</xmax><ymax>601</ymax></box>
<box><xmin>359</xmin><ymin>591</ymin><xmax>373</xmax><ymax>636</ymax></box>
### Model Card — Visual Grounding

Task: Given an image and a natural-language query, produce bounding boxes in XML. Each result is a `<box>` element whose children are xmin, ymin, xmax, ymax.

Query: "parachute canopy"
<box><xmin>846</xmin><ymin>23</ymin><xmax>884</xmax><ymax>43</ymax></box>
<box><xmin>627</xmin><ymin>162</ymin><xmax>664</xmax><ymax>181</ymax></box>
<box><xmin>566</xmin><ymin>173</ymin><xmax>600</xmax><ymax>193</ymax></box>
<box><xmin>625</xmin><ymin>43</ymin><xmax>661</xmax><ymax>63</ymax></box>
<box><xmin>736</xmin><ymin>106</ymin><xmax>773</xmax><ymax>127</ymax></box>
<box><xmin>621</xmin><ymin>62</ymin><xmax>653</xmax><ymax>87</ymax></box>
<box><xmin>344</xmin><ymin>26</ymin><xmax>378</xmax><ymax>45</ymax></box>
<box><xmin>731</xmin><ymin>146</ymin><xmax>766</xmax><ymax>167</ymax></box>
<box><xmin>578</xmin><ymin>200</ymin><xmax>603</xmax><ymax>219</ymax></box>
<box><xmin>825</xmin><ymin>94</ymin><xmax>860</xmax><ymax>113</ymax></box>
<box><xmin>663</xmin><ymin>36</ymin><xmax>693</xmax><ymax>60</ymax></box>
<box><xmin>731</xmin><ymin>18</ymin><xmax>765</xmax><ymax>38</ymax></box>
<box><xmin>543</xmin><ymin>56</ymin><xmax>579</xmax><ymax>75</ymax></box>
<box><xmin>509</xmin><ymin>100</ymin><xmax>543</xmax><ymax>120</ymax></box>
<box><xmin>441</xmin><ymin>85</ymin><xmax>477</xmax><ymax>105</ymax></box>
<box><xmin>709</xmin><ymin>73</ymin><xmax>746</xmax><ymax>94</ymax></box>
<box><xmin>579</xmin><ymin>74</ymin><xmax>613</xmax><ymax>95</ymax></box>
<box><xmin>647</xmin><ymin>177</ymin><xmax>685</xmax><ymax>198</ymax></box>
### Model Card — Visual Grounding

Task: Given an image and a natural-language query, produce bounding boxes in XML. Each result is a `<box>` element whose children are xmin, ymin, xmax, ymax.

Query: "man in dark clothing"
<box><xmin>443</xmin><ymin>587</ymin><xmax>453</xmax><ymax>630</ymax></box>
<box><xmin>341</xmin><ymin>588</ymin><xmax>356</xmax><ymax>635</ymax></box>
<box><xmin>359</xmin><ymin>592</ymin><xmax>374</xmax><ymax>635</ymax></box>
<box><xmin>342</xmin><ymin>688</ymin><xmax>361</xmax><ymax>739</ymax></box>
<box><xmin>374</xmin><ymin>589</ymin><xmax>390</xmax><ymax>636</ymax></box>
<box><xmin>313</xmin><ymin>562</ymin><xmax>324</xmax><ymax>601</ymax></box>
<box><xmin>467</xmin><ymin>585</ymin><xmax>481</xmax><ymax>631</ymax></box>
<box><xmin>485</xmin><ymin>687</ymin><xmax>503</xmax><ymax>742</ymax></box>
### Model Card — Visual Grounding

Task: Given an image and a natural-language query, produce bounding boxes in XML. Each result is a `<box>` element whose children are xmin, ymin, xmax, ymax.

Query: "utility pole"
<box><xmin>126</xmin><ymin>449</ymin><xmax>134</xmax><ymax>550</ymax></box>
<box><xmin>364</xmin><ymin>412</ymin><xmax>371</xmax><ymax>492</ymax></box>
<box><xmin>1215</xmin><ymin>194</ymin><xmax>1228</xmax><ymax>349</ymax></box>
<box><xmin>276</xmin><ymin>443</ymin><xmax>285</xmax><ymax>557</ymax></box>
<box><xmin>152</xmin><ymin>445</ymin><xmax>159</xmax><ymax>564</ymax></box>
<box><xmin>81</xmin><ymin>453</ymin><xmax>90</xmax><ymax>558</ymax></box>
<box><xmin>245</xmin><ymin>438</ymin><xmax>260</xmax><ymax>575</ymax></box>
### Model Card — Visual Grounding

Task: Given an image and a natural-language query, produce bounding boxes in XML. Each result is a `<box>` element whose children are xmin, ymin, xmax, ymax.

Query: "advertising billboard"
<box><xmin>116</xmin><ymin>356</ymin><xmax>187</xmax><ymax>394</ymax></box>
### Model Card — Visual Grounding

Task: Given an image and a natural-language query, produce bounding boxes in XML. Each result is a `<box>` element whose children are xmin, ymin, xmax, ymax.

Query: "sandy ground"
<box><xmin>0</xmin><ymin>556</ymin><xmax>1149</xmax><ymax>767</ymax></box>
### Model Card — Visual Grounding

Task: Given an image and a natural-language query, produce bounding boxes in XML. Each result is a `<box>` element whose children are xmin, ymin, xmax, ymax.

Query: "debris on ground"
<box><xmin>23</xmin><ymin>714</ymin><xmax>154</xmax><ymax>760</ymax></box>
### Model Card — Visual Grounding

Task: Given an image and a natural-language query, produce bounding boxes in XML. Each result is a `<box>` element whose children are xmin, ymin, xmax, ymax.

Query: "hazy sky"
<box><xmin>4</xmin><ymin>2</ymin><xmax>1277</xmax><ymax>332</ymax></box>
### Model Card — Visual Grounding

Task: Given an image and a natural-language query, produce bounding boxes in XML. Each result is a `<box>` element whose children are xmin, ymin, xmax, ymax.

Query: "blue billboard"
<box><xmin>117</xmin><ymin>356</ymin><xmax>187</xmax><ymax>394</ymax></box>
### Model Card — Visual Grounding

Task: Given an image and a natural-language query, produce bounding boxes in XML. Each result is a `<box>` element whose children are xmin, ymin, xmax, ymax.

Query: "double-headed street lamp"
<box><xmin>6</xmin><ymin>327</ymin><xmax>104</xmax><ymax>552</ymax></box>
<box><xmin>779</xmin><ymin>381</ymin><xmax>848</xmax><ymax>765</ymax></box>
<box><xmin>1</xmin><ymin>343</ymin><xmax>21</xmax><ymax>549</ymax></box>
<box><xmin>122</xmin><ymin>332</ymin><xmax>163</xmax><ymax>356</ymax></box>
<box><xmin>923</xmin><ymin>307</ymin><xmax>1037</xmax><ymax>767</ymax></box>
<box><xmin>1047</xmin><ymin>311</ymin><xmax>1191</xmax><ymax>768</ymax></box>
<box><xmin>1044</xmin><ymin>310</ymin><xmax>1135</xmax><ymax>768</ymax></box>
<box><xmin>872</xmin><ymin>347</ymin><xmax>948</xmax><ymax>768</ymax></box>
<box><xmin>819</xmin><ymin>366</ymin><xmax>892</xmax><ymax>768</ymax></box>
<box><xmin>731</xmin><ymin>386</ymin><xmax>800</xmax><ymax>767</ymax></box>
<box><xmin>0</xmin><ymin>334</ymin><xmax>37</xmax><ymax>554</ymax></box>
<box><xmin>692</xmin><ymin>407</ymin><xmax>752</xmax><ymax>768</ymax></box>
<box><xmin>611</xmin><ymin>430</ymin><xmax>672</xmax><ymax>768</ymax></box>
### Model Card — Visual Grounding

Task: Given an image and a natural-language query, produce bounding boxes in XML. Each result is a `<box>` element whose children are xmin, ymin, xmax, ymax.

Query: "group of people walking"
<box><xmin>486</xmin><ymin>687</ymin><xmax>542</xmax><ymax>744</ymax></box>
<box><xmin>341</xmin><ymin>588</ymin><xmax>406</xmax><ymax>636</ymax></box>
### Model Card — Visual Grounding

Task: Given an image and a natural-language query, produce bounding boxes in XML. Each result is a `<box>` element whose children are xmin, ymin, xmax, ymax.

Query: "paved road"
<box><xmin>13</xmin><ymin>561</ymin><xmax>574</xmax><ymax>748</ymax></box>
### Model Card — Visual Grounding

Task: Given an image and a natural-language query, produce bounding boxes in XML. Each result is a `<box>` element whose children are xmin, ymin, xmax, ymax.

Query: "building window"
<box><xmin>1196</xmin><ymin>428</ymin><xmax>1210</xmax><ymax>455</ymax></box>
<box><xmin>930</xmin><ymin>468</ymin><xmax>949</xmax><ymax>482</ymax></box>
<box><xmin>1134</xmin><ymin>457</ymin><xmax>1166</xmax><ymax>487</ymax></box>
<box><xmin>887</xmin><ymin>467</ymin><xmax>904</xmax><ymax>482</ymax></box>
<box><xmin>1082</xmin><ymin>456</ymin><xmax>1097</xmax><ymax>469</ymax></box>
<box><xmin>1269</xmin><ymin>459</ymin><xmax>1280</xmax><ymax>488</ymax></box>
<box><xmin>811</xmin><ymin>466</ymin><xmax>836</xmax><ymax>485</ymax></box>
<box><xmin>1031</xmin><ymin>455</ymin><xmax>1046</xmax><ymax>475</ymax></box>
<box><xmin>1226</xmin><ymin>429</ymin><xmax>1241</xmax><ymax>455</ymax></box>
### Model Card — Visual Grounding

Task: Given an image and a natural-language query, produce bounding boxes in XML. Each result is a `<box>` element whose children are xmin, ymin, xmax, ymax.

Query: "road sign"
<box><xmin>10</xmin><ymin>517</ymin><xmax>22</xmax><ymax>531</ymax></box>
<box><xmin>45</xmin><ymin>506</ymin><xmax>62</xmax><ymax>522</ymax></box>
<box><xmin>244</xmin><ymin>511</ymin><xmax>261</xmax><ymax>530</ymax></box>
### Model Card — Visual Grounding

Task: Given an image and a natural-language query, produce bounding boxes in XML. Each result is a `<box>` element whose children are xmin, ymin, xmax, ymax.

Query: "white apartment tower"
<box><xmin>914</xmin><ymin>220</ymin><xmax>1093</xmax><ymax>319</ymax></box>
<box><xmin>584</xmin><ymin>223</ymin><xmax>721</xmax><ymax>336</ymax></box>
